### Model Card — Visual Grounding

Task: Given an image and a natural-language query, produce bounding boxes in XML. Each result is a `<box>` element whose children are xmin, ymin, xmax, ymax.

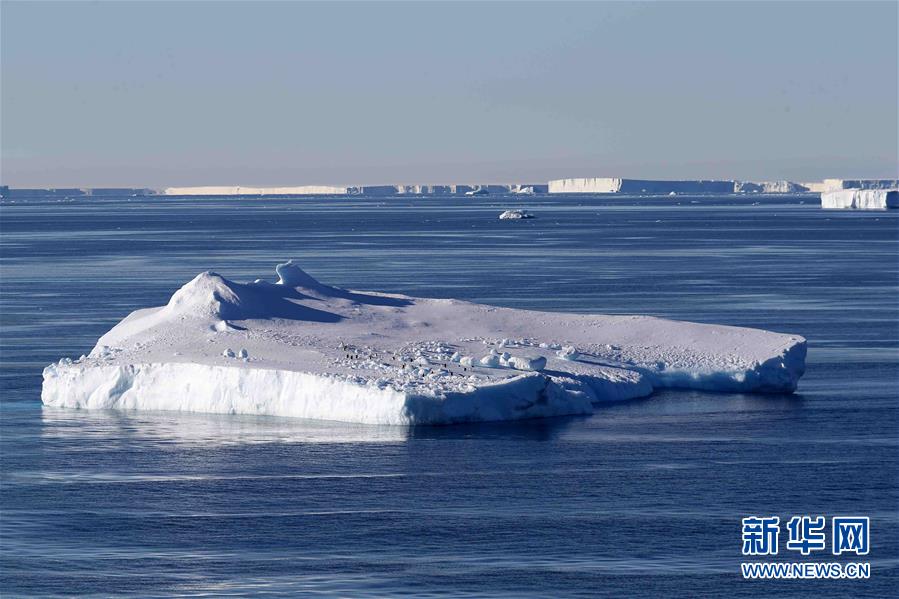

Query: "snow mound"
<box><xmin>275</xmin><ymin>260</ymin><xmax>330</xmax><ymax>291</ymax></box>
<box><xmin>166</xmin><ymin>271</ymin><xmax>248</xmax><ymax>319</ymax></box>
<box><xmin>43</xmin><ymin>262</ymin><xmax>807</xmax><ymax>426</ymax></box>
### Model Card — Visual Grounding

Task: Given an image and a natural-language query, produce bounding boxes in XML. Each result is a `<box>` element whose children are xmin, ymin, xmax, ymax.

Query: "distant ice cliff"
<box><xmin>821</xmin><ymin>189</ymin><xmax>898</xmax><ymax>210</ymax></box>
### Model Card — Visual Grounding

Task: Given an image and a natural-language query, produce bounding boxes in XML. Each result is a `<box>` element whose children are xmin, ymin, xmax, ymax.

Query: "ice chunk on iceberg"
<box><xmin>276</xmin><ymin>260</ymin><xmax>328</xmax><ymax>288</ymax></box>
<box><xmin>557</xmin><ymin>346</ymin><xmax>580</xmax><ymax>361</ymax></box>
<box><xmin>508</xmin><ymin>356</ymin><xmax>547</xmax><ymax>371</ymax></box>
<box><xmin>42</xmin><ymin>262</ymin><xmax>807</xmax><ymax>425</ymax></box>
<box><xmin>479</xmin><ymin>352</ymin><xmax>502</xmax><ymax>368</ymax></box>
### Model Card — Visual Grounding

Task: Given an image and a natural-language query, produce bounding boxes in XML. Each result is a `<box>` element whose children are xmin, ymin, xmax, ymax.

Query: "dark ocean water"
<box><xmin>1</xmin><ymin>193</ymin><xmax>897</xmax><ymax>597</ymax></box>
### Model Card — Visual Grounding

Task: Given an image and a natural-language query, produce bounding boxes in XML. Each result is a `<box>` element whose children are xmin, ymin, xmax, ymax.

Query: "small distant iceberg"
<box><xmin>734</xmin><ymin>181</ymin><xmax>810</xmax><ymax>194</ymax></box>
<box><xmin>499</xmin><ymin>210</ymin><xmax>534</xmax><ymax>220</ymax></box>
<box><xmin>821</xmin><ymin>189</ymin><xmax>898</xmax><ymax>210</ymax></box>
<box><xmin>42</xmin><ymin>261</ymin><xmax>806</xmax><ymax>426</ymax></box>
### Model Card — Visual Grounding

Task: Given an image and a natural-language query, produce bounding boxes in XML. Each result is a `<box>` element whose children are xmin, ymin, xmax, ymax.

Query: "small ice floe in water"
<box><xmin>41</xmin><ymin>260</ymin><xmax>807</xmax><ymax>426</ymax></box>
<box><xmin>499</xmin><ymin>210</ymin><xmax>534</xmax><ymax>220</ymax></box>
<box><xmin>557</xmin><ymin>346</ymin><xmax>580</xmax><ymax>361</ymax></box>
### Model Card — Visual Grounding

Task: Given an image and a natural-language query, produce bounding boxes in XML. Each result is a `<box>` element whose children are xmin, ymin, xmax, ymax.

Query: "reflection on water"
<box><xmin>35</xmin><ymin>405</ymin><xmax>586</xmax><ymax>445</ymax></box>
<box><xmin>38</xmin><ymin>404</ymin><xmax>416</xmax><ymax>445</ymax></box>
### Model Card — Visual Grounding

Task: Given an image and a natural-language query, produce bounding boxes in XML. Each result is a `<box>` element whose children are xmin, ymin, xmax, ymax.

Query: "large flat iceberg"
<box><xmin>42</xmin><ymin>262</ymin><xmax>806</xmax><ymax>425</ymax></box>
<box><xmin>821</xmin><ymin>189</ymin><xmax>898</xmax><ymax>210</ymax></box>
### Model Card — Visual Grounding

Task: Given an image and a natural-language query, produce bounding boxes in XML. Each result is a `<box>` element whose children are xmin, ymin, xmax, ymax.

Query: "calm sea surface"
<box><xmin>1</xmin><ymin>194</ymin><xmax>897</xmax><ymax>597</ymax></box>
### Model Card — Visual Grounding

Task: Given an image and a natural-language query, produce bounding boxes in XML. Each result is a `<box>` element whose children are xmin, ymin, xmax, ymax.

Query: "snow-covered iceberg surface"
<box><xmin>42</xmin><ymin>262</ymin><xmax>806</xmax><ymax>426</ymax></box>
<box><xmin>821</xmin><ymin>189</ymin><xmax>898</xmax><ymax>210</ymax></box>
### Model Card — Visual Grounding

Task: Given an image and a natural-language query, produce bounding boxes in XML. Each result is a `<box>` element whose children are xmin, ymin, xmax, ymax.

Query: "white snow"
<box><xmin>42</xmin><ymin>261</ymin><xmax>807</xmax><ymax>426</ymax></box>
<box><xmin>821</xmin><ymin>189</ymin><xmax>898</xmax><ymax>210</ymax></box>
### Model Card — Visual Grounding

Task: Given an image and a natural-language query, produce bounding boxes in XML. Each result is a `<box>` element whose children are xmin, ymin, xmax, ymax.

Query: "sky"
<box><xmin>1</xmin><ymin>0</ymin><xmax>897</xmax><ymax>187</ymax></box>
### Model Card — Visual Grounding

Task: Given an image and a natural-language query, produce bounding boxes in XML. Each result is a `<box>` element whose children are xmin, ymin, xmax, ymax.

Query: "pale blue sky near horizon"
<box><xmin>2</xmin><ymin>0</ymin><xmax>897</xmax><ymax>187</ymax></box>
